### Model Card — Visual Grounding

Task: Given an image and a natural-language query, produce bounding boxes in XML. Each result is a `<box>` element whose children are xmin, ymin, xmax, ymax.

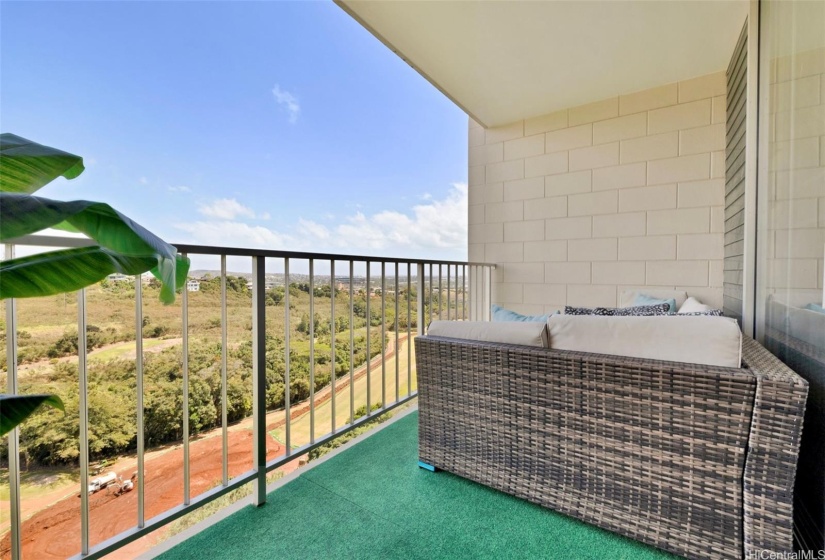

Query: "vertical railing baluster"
<box><xmin>438</xmin><ymin>264</ymin><xmax>442</xmax><ymax>320</ymax></box>
<box><xmin>462</xmin><ymin>265</ymin><xmax>466</xmax><ymax>321</ymax></box>
<box><xmin>428</xmin><ymin>264</ymin><xmax>433</xmax><ymax>327</ymax></box>
<box><xmin>136</xmin><ymin>269</ymin><xmax>145</xmax><ymax>527</ymax></box>
<box><xmin>4</xmin><ymin>245</ymin><xmax>21</xmax><ymax>560</ymax></box>
<box><xmin>478</xmin><ymin>266</ymin><xmax>482</xmax><ymax>320</ymax></box>
<box><xmin>417</xmin><ymin>263</ymin><xmax>425</xmax><ymax>337</ymax></box>
<box><xmin>182</xmin><ymin>257</ymin><xmax>190</xmax><ymax>505</ymax></box>
<box><xmin>309</xmin><ymin>259</ymin><xmax>315</xmax><ymax>443</ymax></box>
<box><xmin>330</xmin><ymin>260</ymin><xmax>336</xmax><ymax>433</ymax></box>
<box><xmin>473</xmin><ymin>266</ymin><xmax>479</xmax><ymax>321</ymax></box>
<box><xmin>484</xmin><ymin>266</ymin><xmax>493</xmax><ymax>321</ymax></box>
<box><xmin>407</xmin><ymin>263</ymin><xmax>411</xmax><ymax>396</ymax></box>
<box><xmin>252</xmin><ymin>256</ymin><xmax>267</xmax><ymax>506</ymax></box>
<box><xmin>284</xmin><ymin>258</ymin><xmax>291</xmax><ymax>454</ymax></box>
<box><xmin>394</xmin><ymin>262</ymin><xmax>399</xmax><ymax>403</ymax></box>
<box><xmin>447</xmin><ymin>265</ymin><xmax>451</xmax><ymax>321</ymax></box>
<box><xmin>381</xmin><ymin>262</ymin><xmax>386</xmax><ymax>409</ymax></box>
<box><xmin>348</xmin><ymin>260</ymin><xmax>354</xmax><ymax>424</ymax></box>
<box><xmin>78</xmin><ymin>287</ymin><xmax>90</xmax><ymax>555</ymax></box>
<box><xmin>220</xmin><ymin>255</ymin><xmax>228</xmax><ymax>486</ymax></box>
<box><xmin>481</xmin><ymin>266</ymin><xmax>486</xmax><ymax>321</ymax></box>
<box><xmin>366</xmin><ymin>262</ymin><xmax>371</xmax><ymax>414</ymax></box>
<box><xmin>469</xmin><ymin>265</ymin><xmax>474</xmax><ymax>321</ymax></box>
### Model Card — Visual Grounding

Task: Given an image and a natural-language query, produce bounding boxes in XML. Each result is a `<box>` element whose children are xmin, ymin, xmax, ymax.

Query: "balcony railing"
<box><xmin>1</xmin><ymin>235</ymin><xmax>494</xmax><ymax>560</ymax></box>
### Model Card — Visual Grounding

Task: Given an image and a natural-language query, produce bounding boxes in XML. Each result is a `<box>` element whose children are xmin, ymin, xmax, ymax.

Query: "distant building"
<box><xmin>107</xmin><ymin>273</ymin><xmax>131</xmax><ymax>282</ymax></box>
<box><xmin>186</xmin><ymin>280</ymin><xmax>200</xmax><ymax>292</ymax></box>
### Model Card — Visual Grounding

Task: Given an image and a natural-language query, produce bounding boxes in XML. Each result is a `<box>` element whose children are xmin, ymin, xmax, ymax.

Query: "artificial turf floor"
<box><xmin>158</xmin><ymin>411</ymin><xmax>676</xmax><ymax>560</ymax></box>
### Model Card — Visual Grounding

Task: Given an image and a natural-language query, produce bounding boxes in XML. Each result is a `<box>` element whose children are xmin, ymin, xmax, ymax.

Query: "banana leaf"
<box><xmin>0</xmin><ymin>246</ymin><xmax>160</xmax><ymax>299</ymax></box>
<box><xmin>0</xmin><ymin>193</ymin><xmax>190</xmax><ymax>303</ymax></box>
<box><xmin>0</xmin><ymin>133</ymin><xmax>84</xmax><ymax>194</ymax></box>
<box><xmin>0</xmin><ymin>394</ymin><xmax>64</xmax><ymax>437</ymax></box>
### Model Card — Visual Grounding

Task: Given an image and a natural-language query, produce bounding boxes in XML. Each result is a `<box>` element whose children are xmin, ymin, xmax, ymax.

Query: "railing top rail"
<box><xmin>5</xmin><ymin>234</ymin><xmax>495</xmax><ymax>268</ymax></box>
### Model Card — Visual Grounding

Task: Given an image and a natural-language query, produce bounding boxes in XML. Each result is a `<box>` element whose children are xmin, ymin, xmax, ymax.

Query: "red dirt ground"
<box><xmin>0</xmin><ymin>427</ymin><xmax>294</xmax><ymax>560</ymax></box>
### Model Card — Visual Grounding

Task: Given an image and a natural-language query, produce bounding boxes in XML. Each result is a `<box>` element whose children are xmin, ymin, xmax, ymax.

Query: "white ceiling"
<box><xmin>337</xmin><ymin>0</ymin><xmax>749</xmax><ymax>128</ymax></box>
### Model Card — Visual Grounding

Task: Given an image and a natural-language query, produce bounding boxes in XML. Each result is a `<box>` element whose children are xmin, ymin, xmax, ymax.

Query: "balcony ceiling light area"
<box><xmin>336</xmin><ymin>0</ymin><xmax>749</xmax><ymax>127</ymax></box>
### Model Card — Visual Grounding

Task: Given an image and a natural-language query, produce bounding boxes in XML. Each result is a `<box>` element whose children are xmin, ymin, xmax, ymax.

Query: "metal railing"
<box><xmin>1</xmin><ymin>235</ymin><xmax>494</xmax><ymax>560</ymax></box>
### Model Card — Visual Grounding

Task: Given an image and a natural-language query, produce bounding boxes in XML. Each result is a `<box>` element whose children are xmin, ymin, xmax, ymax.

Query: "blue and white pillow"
<box><xmin>632</xmin><ymin>293</ymin><xmax>677</xmax><ymax>314</ymax></box>
<box><xmin>805</xmin><ymin>303</ymin><xmax>825</xmax><ymax>314</ymax></box>
<box><xmin>492</xmin><ymin>304</ymin><xmax>550</xmax><ymax>323</ymax></box>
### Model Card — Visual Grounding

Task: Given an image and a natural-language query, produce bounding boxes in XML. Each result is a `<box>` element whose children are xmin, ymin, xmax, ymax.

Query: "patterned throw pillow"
<box><xmin>673</xmin><ymin>309</ymin><xmax>724</xmax><ymax>316</ymax></box>
<box><xmin>564</xmin><ymin>303</ymin><xmax>671</xmax><ymax>316</ymax></box>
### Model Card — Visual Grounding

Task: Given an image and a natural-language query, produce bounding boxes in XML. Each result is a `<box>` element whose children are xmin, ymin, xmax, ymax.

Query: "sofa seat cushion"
<box><xmin>427</xmin><ymin>320</ymin><xmax>549</xmax><ymax>348</ymax></box>
<box><xmin>547</xmin><ymin>315</ymin><xmax>742</xmax><ymax>368</ymax></box>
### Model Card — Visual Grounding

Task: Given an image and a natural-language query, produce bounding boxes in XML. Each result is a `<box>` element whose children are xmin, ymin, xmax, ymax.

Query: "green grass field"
<box><xmin>87</xmin><ymin>337</ymin><xmax>178</xmax><ymax>362</ymax></box>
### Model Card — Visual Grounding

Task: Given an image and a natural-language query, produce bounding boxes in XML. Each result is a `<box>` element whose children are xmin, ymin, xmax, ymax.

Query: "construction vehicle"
<box><xmin>89</xmin><ymin>472</ymin><xmax>117</xmax><ymax>494</ymax></box>
<box><xmin>111</xmin><ymin>472</ymin><xmax>137</xmax><ymax>496</ymax></box>
<box><xmin>79</xmin><ymin>472</ymin><xmax>117</xmax><ymax>496</ymax></box>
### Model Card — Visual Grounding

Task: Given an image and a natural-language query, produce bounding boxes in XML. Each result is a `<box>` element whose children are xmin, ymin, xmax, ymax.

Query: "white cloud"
<box><xmin>176</xmin><ymin>220</ymin><xmax>293</xmax><ymax>249</ymax></box>
<box><xmin>139</xmin><ymin>177</ymin><xmax>149</xmax><ymax>185</ymax></box>
<box><xmin>330</xmin><ymin>182</ymin><xmax>468</xmax><ymax>252</ymax></box>
<box><xmin>169</xmin><ymin>185</ymin><xmax>192</xmax><ymax>193</ymax></box>
<box><xmin>197</xmin><ymin>198</ymin><xmax>257</xmax><ymax>220</ymax></box>
<box><xmin>272</xmin><ymin>84</ymin><xmax>301</xmax><ymax>124</ymax></box>
<box><xmin>298</xmin><ymin>218</ymin><xmax>330</xmax><ymax>240</ymax></box>
<box><xmin>175</xmin><ymin>183</ymin><xmax>468</xmax><ymax>261</ymax></box>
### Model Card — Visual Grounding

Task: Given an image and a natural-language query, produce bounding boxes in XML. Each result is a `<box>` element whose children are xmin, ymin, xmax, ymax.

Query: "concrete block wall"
<box><xmin>468</xmin><ymin>72</ymin><xmax>727</xmax><ymax>314</ymax></box>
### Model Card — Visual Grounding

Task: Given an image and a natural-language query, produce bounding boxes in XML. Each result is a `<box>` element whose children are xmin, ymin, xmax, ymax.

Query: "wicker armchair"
<box><xmin>415</xmin><ymin>335</ymin><xmax>808</xmax><ymax>560</ymax></box>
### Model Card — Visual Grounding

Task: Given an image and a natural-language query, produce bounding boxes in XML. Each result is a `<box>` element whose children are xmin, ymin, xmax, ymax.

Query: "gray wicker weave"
<box><xmin>416</xmin><ymin>334</ymin><xmax>808</xmax><ymax>560</ymax></box>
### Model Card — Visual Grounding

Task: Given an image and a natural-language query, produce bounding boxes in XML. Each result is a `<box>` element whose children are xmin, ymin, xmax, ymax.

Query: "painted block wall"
<box><xmin>468</xmin><ymin>72</ymin><xmax>727</xmax><ymax>313</ymax></box>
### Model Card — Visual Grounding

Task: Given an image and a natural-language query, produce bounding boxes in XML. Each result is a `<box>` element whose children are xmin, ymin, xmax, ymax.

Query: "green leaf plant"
<box><xmin>0</xmin><ymin>394</ymin><xmax>64</xmax><ymax>437</ymax></box>
<box><xmin>0</xmin><ymin>134</ymin><xmax>183</xmax><ymax>437</ymax></box>
<box><xmin>0</xmin><ymin>133</ymin><xmax>190</xmax><ymax>303</ymax></box>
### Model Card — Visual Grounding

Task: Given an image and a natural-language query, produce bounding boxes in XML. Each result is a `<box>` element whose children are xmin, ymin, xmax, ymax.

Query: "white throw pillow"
<box><xmin>678</xmin><ymin>296</ymin><xmax>713</xmax><ymax>314</ymax></box>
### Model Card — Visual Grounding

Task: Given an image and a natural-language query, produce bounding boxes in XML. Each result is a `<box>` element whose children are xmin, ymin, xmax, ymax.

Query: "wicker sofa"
<box><xmin>415</xmin><ymin>328</ymin><xmax>808</xmax><ymax>560</ymax></box>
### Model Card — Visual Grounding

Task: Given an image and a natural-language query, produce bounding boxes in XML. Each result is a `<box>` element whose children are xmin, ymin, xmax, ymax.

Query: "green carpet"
<box><xmin>158</xmin><ymin>412</ymin><xmax>677</xmax><ymax>560</ymax></box>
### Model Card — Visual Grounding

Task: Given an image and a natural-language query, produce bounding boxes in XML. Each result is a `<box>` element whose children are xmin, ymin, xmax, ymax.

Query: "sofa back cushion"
<box><xmin>427</xmin><ymin>320</ymin><xmax>549</xmax><ymax>348</ymax></box>
<box><xmin>547</xmin><ymin>315</ymin><xmax>742</xmax><ymax>368</ymax></box>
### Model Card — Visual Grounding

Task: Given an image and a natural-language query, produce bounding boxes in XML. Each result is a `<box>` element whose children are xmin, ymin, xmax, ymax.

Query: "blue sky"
<box><xmin>1</xmin><ymin>1</ymin><xmax>469</xmax><ymax>269</ymax></box>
